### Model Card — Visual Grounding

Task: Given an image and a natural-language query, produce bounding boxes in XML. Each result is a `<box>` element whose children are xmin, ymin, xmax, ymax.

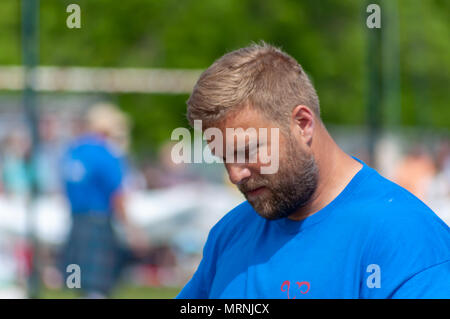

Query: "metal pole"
<box><xmin>21</xmin><ymin>0</ymin><xmax>40</xmax><ymax>298</ymax></box>
<box><xmin>366</xmin><ymin>0</ymin><xmax>382</xmax><ymax>168</ymax></box>
<box><xmin>382</xmin><ymin>0</ymin><xmax>401</xmax><ymax>129</ymax></box>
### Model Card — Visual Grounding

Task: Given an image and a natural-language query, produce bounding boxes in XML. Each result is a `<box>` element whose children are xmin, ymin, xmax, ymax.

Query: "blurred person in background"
<box><xmin>60</xmin><ymin>102</ymin><xmax>145</xmax><ymax>298</ymax></box>
<box><xmin>427</xmin><ymin>140</ymin><xmax>450</xmax><ymax>224</ymax></box>
<box><xmin>394</xmin><ymin>145</ymin><xmax>436</xmax><ymax>202</ymax></box>
<box><xmin>35</xmin><ymin>114</ymin><xmax>64</xmax><ymax>195</ymax></box>
<box><xmin>1</xmin><ymin>129</ymin><xmax>31</xmax><ymax>197</ymax></box>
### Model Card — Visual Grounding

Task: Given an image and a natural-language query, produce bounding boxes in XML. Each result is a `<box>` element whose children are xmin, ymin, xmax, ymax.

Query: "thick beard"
<box><xmin>240</xmin><ymin>138</ymin><xmax>319</xmax><ymax>220</ymax></box>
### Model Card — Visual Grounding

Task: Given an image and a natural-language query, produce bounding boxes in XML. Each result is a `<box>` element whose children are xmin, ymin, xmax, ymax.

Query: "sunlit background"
<box><xmin>0</xmin><ymin>0</ymin><xmax>448</xmax><ymax>298</ymax></box>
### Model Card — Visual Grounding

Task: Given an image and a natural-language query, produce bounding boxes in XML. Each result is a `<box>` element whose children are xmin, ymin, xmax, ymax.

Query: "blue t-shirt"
<box><xmin>177</xmin><ymin>158</ymin><xmax>450</xmax><ymax>299</ymax></box>
<box><xmin>61</xmin><ymin>134</ymin><xmax>124</xmax><ymax>215</ymax></box>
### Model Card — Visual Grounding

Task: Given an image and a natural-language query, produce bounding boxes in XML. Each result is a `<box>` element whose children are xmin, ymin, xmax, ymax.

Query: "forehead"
<box><xmin>214</xmin><ymin>104</ymin><xmax>272</xmax><ymax>131</ymax></box>
<box><xmin>203</xmin><ymin>105</ymin><xmax>284</xmax><ymax>151</ymax></box>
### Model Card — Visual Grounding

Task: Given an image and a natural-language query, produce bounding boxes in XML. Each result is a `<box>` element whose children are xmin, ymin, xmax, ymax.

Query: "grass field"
<box><xmin>40</xmin><ymin>285</ymin><xmax>182</xmax><ymax>299</ymax></box>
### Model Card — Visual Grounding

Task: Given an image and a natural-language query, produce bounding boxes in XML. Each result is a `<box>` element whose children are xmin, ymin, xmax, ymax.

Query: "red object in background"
<box><xmin>14</xmin><ymin>240</ymin><xmax>33</xmax><ymax>279</ymax></box>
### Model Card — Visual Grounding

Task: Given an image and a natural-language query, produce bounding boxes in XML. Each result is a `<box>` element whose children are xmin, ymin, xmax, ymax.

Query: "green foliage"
<box><xmin>117</xmin><ymin>93</ymin><xmax>190</xmax><ymax>158</ymax></box>
<box><xmin>40</xmin><ymin>285</ymin><xmax>181</xmax><ymax>299</ymax></box>
<box><xmin>0</xmin><ymin>0</ymin><xmax>448</xmax><ymax>154</ymax></box>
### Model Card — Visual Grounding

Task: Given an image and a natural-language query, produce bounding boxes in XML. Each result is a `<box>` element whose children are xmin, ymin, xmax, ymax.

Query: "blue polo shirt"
<box><xmin>61</xmin><ymin>134</ymin><xmax>124</xmax><ymax>215</ymax></box>
<box><xmin>177</xmin><ymin>158</ymin><xmax>450</xmax><ymax>299</ymax></box>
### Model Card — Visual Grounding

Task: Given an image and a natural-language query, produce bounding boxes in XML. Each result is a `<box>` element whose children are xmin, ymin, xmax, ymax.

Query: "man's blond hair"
<box><xmin>187</xmin><ymin>42</ymin><xmax>320</xmax><ymax>127</ymax></box>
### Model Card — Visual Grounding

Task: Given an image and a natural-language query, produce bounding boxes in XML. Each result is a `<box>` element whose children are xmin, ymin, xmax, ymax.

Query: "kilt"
<box><xmin>61</xmin><ymin>213</ymin><xmax>121</xmax><ymax>295</ymax></box>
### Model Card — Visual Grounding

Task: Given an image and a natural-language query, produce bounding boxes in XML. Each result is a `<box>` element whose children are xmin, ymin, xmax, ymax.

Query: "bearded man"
<box><xmin>176</xmin><ymin>43</ymin><xmax>450</xmax><ymax>299</ymax></box>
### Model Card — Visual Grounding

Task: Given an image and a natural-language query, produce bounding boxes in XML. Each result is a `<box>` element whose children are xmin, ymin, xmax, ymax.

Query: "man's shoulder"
<box><xmin>68</xmin><ymin>135</ymin><xmax>120</xmax><ymax>163</ymax></box>
<box><xmin>351</xmin><ymin>166</ymin><xmax>450</xmax><ymax>260</ymax></box>
<box><xmin>66</xmin><ymin>135</ymin><xmax>102</xmax><ymax>155</ymax></box>
<box><xmin>358</xmin><ymin>167</ymin><xmax>444</xmax><ymax>222</ymax></box>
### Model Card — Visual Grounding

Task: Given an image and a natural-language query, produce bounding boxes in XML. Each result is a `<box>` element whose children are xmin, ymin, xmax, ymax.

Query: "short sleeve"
<box><xmin>390</xmin><ymin>260</ymin><xmax>450</xmax><ymax>298</ymax></box>
<box><xmin>359</xmin><ymin>200</ymin><xmax>450</xmax><ymax>299</ymax></box>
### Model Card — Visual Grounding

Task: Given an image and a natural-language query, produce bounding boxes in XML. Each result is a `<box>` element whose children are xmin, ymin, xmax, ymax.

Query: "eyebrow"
<box><xmin>221</xmin><ymin>142</ymin><xmax>260</xmax><ymax>161</ymax></box>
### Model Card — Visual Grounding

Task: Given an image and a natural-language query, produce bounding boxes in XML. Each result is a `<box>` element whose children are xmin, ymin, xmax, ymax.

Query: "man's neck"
<box><xmin>288</xmin><ymin>126</ymin><xmax>363</xmax><ymax>221</ymax></box>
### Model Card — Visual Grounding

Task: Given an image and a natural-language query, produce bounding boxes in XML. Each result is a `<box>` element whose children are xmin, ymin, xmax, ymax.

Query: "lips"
<box><xmin>246</xmin><ymin>186</ymin><xmax>266</xmax><ymax>197</ymax></box>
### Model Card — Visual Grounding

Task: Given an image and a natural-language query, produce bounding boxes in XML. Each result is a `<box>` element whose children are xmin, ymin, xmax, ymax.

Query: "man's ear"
<box><xmin>291</xmin><ymin>105</ymin><xmax>315</xmax><ymax>146</ymax></box>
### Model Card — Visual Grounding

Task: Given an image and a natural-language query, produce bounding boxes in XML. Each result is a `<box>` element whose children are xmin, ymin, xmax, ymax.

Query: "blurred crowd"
<box><xmin>0</xmin><ymin>103</ymin><xmax>448</xmax><ymax>297</ymax></box>
<box><xmin>0</xmin><ymin>103</ymin><xmax>225</xmax><ymax>297</ymax></box>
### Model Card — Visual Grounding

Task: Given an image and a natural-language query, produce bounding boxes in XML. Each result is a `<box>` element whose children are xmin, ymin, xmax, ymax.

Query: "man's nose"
<box><xmin>226</xmin><ymin>163</ymin><xmax>251</xmax><ymax>185</ymax></box>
